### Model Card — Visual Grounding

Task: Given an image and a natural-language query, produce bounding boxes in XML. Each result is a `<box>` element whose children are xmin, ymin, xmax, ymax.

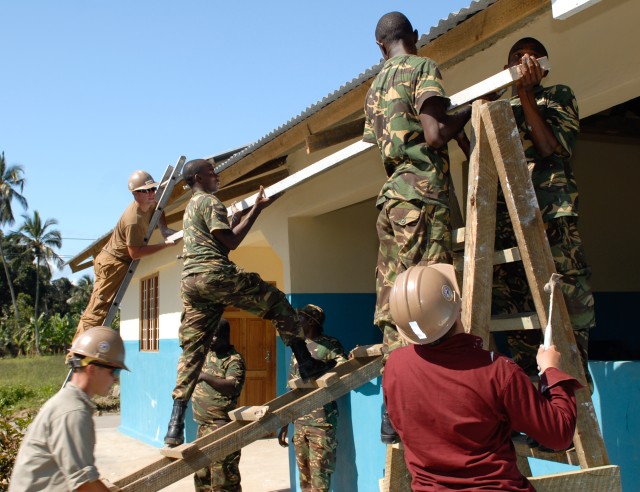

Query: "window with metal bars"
<box><xmin>140</xmin><ymin>273</ymin><xmax>159</xmax><ymax>351</ymax></box>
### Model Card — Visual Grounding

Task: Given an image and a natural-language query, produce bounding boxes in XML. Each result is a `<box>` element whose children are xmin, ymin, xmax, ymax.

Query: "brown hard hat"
<box><xmin>128</xmin><ymin>170</ymin><xmax>159</xmax><ymax>192</ymax></box>
<box><xmin>390</xmin><ymin>264</ymin><xmax>461</xmax><ymax>345</ymax></box>
<box><xmin>69</xmin><ymin>326</ymin><xmax>129</xmax><ymax>370</ymax></box>
<box><xmin>297</xmin><ymin>304</ymin><xmax>325</xmax><ymax>328</ymax></box>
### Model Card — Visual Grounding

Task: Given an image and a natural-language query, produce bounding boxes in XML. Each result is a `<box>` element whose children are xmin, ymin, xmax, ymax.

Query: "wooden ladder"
<box><xmin>382</xmin><ymin>100</ymin><xmax>620</xmax><ymax>491</ymax></box>
<box><xmin>103</xmin><ymin>346</ymin><xmax>383</xmax><ymax>491</ymax></box>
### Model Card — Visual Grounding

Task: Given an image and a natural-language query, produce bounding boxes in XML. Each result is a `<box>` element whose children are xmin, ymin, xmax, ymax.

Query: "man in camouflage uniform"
<box><xmin>164</xmin><ymin>159</ymin><xmax>334</xmax><ymax>447</ymax></box>
<box><xmin>278</xmin><ymin>305</ymin><xmax>347</xmax><ymax>492</ymax></box>
<box><xmin>192</xmin><ymin>319</ymin><xmax>245</xmax><ymax>492</ymax></box>
<box><xmin>363</xmin><ymin>11</ymin><xmax>472</xmax><ymax>443</ymax></box>
<box><xmin>492</xmin><ymin>38</ymin><xmax>595</xmax><ymax>386</ymax></box>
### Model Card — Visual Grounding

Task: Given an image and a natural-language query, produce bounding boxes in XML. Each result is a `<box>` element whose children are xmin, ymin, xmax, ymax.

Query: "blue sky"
<box><xmin>0</xmin><ymin>0</ymin><xmax>472</xmax><ymax>281</ymax></box>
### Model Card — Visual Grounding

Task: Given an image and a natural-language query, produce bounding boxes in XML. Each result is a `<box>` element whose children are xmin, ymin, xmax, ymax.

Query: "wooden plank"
<box><xmin>228</xmin><ymin>405</ymin><xmax>269</xmax><ymax>422</ymax></box>
<box><xmin>159</xmin><ymin>442</ymin><xmax>199</xmax><ymax>459</ymax></box>
<box><xmin>426</xmin><ymin>0</ymin><xmax>549</xmax><ymax>70</ymax></box>
<box><xmin>114</xmin><ymin>355</ymin><xmax>382</xmax><ymax>491</ymax></box>
<box><xmin>101</xmin><ymin>478</ymin><xmax>121</xmax><ymax>491</ymax></box>
<box><xmin>480</xmin><ymin>100</ymin><xmax>610</xmax><ymax>469</ymax></box>
<box><xmin>528</xmin><ymin>465</ymin><xmax>621</xmax><ymax>492</ymax></box>
<box><xmin>167</xmin><ymin>140</ymin><xmax>374</xmax><ymax>242</ymax></box>
<box><xmin>552</xmin><ymin>0</ymin><xmax>602</xmax><ymax>20</ymax></box>
<box><xmin>350</xmin><ymin>343</ymin><xmax>384</xmax><ymax>358</ymax></box>
<box><xmin>513</xmin><ymin>434</ymin><xmax>579</xmax><ymax>465</ymax></box>
<box><xmin>449</xmin><ymin>57</ymin><xmax>549</xmax><ymax>110</ymax></box>
<box><xmin>305</xmin><ymin>117</ymin><xmax>365</xmax><ymax>154</ymax></box>
<box><xmin>215</xmin><ymin>168</ymin><xmax>290</xmax><ymax>203</ymax></box>
<box><xmin>288</xmin><ymin>371</ymin><xmax>340</xmax><ymax>389</ymax></box>
<box><xmin>461</xmin><ymin>100</ymin><xmax>498</xmax><ymax>348</ymax></box>
<box><xmin>454</xmin><ymin>227</ymin><xmax>521</xmax><ymax>266</ymax></box>
<box><xmin>490</xmin><ymin>313</ymin><xmax>541</xmax><ymax>332</ymax></box>
<box><xmin>382</xmin><ymin>444</ymin><xmax>412</xmax><ymax>492</ymax></box>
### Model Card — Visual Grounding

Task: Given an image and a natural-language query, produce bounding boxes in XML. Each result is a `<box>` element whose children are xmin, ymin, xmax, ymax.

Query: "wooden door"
<box><xmin>224</xmin><ymin>308</ymin><xmax>277</xmax><ymax>408</ymax></box>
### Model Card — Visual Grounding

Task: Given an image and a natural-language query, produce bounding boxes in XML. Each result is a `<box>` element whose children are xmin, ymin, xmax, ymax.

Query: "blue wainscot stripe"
<box><xmin>283</xmin><ymin>293</ymin><xmax>387</xmax><ymax>491</ymax></box>
<box><xmin>120</xmin><ymin>339</ymin><xmax>197</xmax><ymax>447</ymax></box>
<box><xmin>528</xmin><ymin>360</ymin><xmax>639</xmax><ymax>492</ymax></box>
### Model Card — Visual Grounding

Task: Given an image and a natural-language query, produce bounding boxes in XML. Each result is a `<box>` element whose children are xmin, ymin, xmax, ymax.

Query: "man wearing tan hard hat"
<box><xmin>383</xmin><ymin>263</ymin><xmax>581</xmax><ymax>491</ymax></box>
<box><xmin>68</xmin><ymin>170</ymin><xmax>179</xmax><ymax>359</ymax></box>
<box><xmin>10</xmin><ymin>327</ymin><xmax>128</xmax><ymax>491</ymax></box>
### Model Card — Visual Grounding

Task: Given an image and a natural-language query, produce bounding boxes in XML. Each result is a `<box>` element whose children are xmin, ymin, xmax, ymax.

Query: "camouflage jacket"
<box><xmin>509</xmin><ymin>84</ymin><xmax>580</xmax><ymax>221</ymax></box>
<box><xmin>181</xmin><ymin>191</ymin><xmax>235</xmax><ymax>278</ymax></box>
<box><xmin>192</xmin><ymin>346</ymin><xmax>245</xmax><ymax>424</ymax></box>
<box><xmin>363</xmin><ymin>54</ymin><xmax>451</xmax><ymax>208</ymax></box>
<box><xmin>289</xmin><ymin>335</ymin><xmax>347</xmax><ymax>427</ymax></box>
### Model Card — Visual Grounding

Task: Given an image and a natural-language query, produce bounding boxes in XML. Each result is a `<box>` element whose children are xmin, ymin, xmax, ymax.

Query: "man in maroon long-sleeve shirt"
<box><xmin>383</xmin><ymin>264</ymin><xmax>581</xmax><ymax>491</ymax></box>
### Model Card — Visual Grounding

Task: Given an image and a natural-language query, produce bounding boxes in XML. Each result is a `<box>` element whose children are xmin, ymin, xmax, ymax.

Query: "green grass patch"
<box><xmin>0</xmin><ymin>355</ymin><xmax>67</xmax><ymax>415</ymax></box>
<box><xmin>0</xmin><ymin>355</ymin><xmax>120</xmax><ymax>416</ymax></box>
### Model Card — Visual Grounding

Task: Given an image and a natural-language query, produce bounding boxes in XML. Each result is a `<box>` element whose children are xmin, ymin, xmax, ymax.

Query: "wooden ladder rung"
<box><xmin>228</xmin><ymin>405</ymin><xmax>269</xmax><ymax>421</ymax></box>
<box><xmin>490</xmin><ymin>312</ymin><xmax>541</xmax><ymax>332</ymax></box>
<box><xmin>288</xmin><ymin>369</ymin><xmax>340</xmax><ymax>389</ymax></box>
<box><xmin>350</xmin><ymin>344</ymin><xmax>384</xmax><ymax>358</ymax></box>
<box><xmin>512</xmin><ymin>434</ymin><xmax>579</xmax><ymax>466</ymax></box>
<box><xmin>527</xmin><ymin>465</ymin><xmax>621</xmax><ymax>492</ymax></box>
<box><xmin>160</xmin><ymin>442</ymin><xmax>199</xmax><ymax>459</ymax></box>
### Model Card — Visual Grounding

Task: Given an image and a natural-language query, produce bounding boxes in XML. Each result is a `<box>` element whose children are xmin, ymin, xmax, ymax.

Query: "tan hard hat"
<box><xmin>128</xmin><ymin>170</ymin><xmax>159</xmax><ymax>192</ymax></box>
<box><xmin>389</xmin><ymin>264</ymin><xmax>462</xmax><ymax>345</ymax></box>
<box><xmin>69</xmin><ymin>326</ymin><xmax>129</xmax><ymax>370</ymax></box>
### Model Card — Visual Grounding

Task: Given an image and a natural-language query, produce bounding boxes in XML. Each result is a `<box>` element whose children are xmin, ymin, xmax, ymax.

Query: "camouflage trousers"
<box><xmin>375</xmin><ymin>199</ymin><xmax>452</xmax><ymax>355</ymax></box>
<box><xmin>194</xmin><ymin>421</ymin><xmax>241</xmax><ymax>492</ymax></box>
<box><xmin>292</xmin><ymin>422</ymin><xmax>338</xmax><ymax>492</ymax></box>
<box><xmin>172</xmin><ymin>269</ymin><xmax>302</xmax><ymax>402</ymax></box>
<box><xmin>73</xmin><ymin>250</ymin><xmax>129</xmax><ymax>344</ymax></box>
<box><xmin>493</xmin><ymin>214</ymin><xmax>595</xmax><ymax>384</ymax></box>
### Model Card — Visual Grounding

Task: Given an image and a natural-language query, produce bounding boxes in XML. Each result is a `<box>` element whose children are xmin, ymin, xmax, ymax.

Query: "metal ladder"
<box><xmin>101</xmin><ymin>156</ymin><xmax>185</xmax><ymax>326</ymax></box>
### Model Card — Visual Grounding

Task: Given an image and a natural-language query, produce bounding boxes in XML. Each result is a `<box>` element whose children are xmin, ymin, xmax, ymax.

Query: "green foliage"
<box><xmin>0</xmin><ymin>355</ymin><xmax>67</xmax><ymax>413</ymax></box>
<box><xmin>0</xmin><ymin>386</ymin><xmax>35</xmax><ymax>411</ymax></box>
<box><xmin>0</xmin><ymin>412</ymin><xmax>33</xmax><ymax>490</ymax></box>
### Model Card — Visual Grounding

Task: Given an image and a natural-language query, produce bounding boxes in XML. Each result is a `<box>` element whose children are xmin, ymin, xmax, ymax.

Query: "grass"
<box><xmin>0</xmin><ymin>355</ymin><xmax>119</xmax><ymax>416</ymax></box>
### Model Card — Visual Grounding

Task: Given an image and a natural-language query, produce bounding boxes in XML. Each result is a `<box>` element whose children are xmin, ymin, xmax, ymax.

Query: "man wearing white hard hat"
<box><xmin>383</xmin><ymin>263</ymin><xmax>581</xmax><ymax>491</ymax></box>
<box><xmin>69</xmin><ymin>170</ymin><xmax>179</xmax><ymax>356</ymax></box>
<box><xmin>10</xmin><ymin>327</ymin><xmax>128</xmax><ymax>492</ymax></box>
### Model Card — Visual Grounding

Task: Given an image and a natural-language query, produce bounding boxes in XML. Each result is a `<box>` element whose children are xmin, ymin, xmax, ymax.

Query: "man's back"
<box><xmin>383</xmin><ymin>333</ymin><xmax>578</xmax><ymax>491</ymax></box>
<box><xmin>103</xmin><ymin>201</ymin><xmax>153</xmax><ymax>261</ymax></box>
<box><xmin>364</xmin><ymin>54</ymin><xmax>451</xmax><ymax>207</ymax></box>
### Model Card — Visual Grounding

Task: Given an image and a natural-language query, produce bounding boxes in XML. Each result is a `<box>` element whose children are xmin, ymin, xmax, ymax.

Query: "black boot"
<box><xmin>164</xmin><ymin>400</ymin><xmax>188</xmax><ymax>447</ymax></box>
<box><xmin>289</xmin><ymin>339</ymin><xmax>336</xmax><ymax>382</ymax></box>
<box><xmin>381</xmin><ymin>408</ymin><xmax>400</xmax><ymax>445</ymax></box>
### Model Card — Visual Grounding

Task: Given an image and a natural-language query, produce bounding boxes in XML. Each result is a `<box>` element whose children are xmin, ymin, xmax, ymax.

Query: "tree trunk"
<box><xmin>34</xmin><ymin>255</ymin><xmax>41</xmax><ymax>355</ymax></box>
<box><xmin>0</xmin><ymin>236</ymin><xmax>20</xmax><ymax>322</ymax></box>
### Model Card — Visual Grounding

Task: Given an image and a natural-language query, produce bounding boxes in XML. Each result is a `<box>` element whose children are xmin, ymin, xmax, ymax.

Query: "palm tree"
<box><xmin>14</xmin><ymin>210</ymin><xmax>63</xmax><ymax>354</ymax></box>
<box><xmin>67</xmin><ymin>274</ymin><xmax>94</xmax><ymax>313</ymax></box>
<box><xmin>0</xmin><ymin>152</ymin><xmax>28</xmax><ymax>322</ymax></box>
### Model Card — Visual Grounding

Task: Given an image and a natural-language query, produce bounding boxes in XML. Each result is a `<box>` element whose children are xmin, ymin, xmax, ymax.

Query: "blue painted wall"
<box><xmin>526</xmin><ymin>361</ymin><xmax>639</xmax><ymax>492</ymax></box>
<box><xmin>119</xmin><ymin>339</ymin><xmax>197</xmax><ymax>446</ymax></box>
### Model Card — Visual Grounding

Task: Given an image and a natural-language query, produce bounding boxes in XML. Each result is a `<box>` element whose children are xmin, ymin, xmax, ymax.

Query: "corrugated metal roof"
<box><xmin>214</xmin><ymin>0</ymin><xmax>497</xmax><ymax>174</ymax></box>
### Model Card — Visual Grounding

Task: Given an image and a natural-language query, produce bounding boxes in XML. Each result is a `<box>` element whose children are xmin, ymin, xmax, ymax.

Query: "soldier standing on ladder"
<box><xmin>163</xmin><ymin>159</ymin><xmax>335</xmax><ymax>447</ymax></box>
<box><xmin>68</xmin><ymin>170</ymin><xmax>179</xmax><ymax>359</ymax></box>
<box><xmin>362</xmin><ymin>11</ymin><xmax>473</xmax><ymax>444</ymax></box>
<box><xmin>492</xmin><ymin>38</ymin><xmax>596</xmax><ymax>388</ymax></box>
